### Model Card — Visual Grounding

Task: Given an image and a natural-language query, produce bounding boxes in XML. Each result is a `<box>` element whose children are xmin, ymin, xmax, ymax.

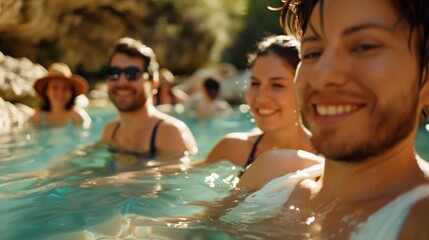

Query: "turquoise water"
<box><xmin>0</xmin><ymin>107</ymin><xmax>428</xmax><ymax>240</ymax></box>
<box><xmin>0</xmin><ymin>107</ymin><xmax>257</xmax><ymax>240</ymax></box>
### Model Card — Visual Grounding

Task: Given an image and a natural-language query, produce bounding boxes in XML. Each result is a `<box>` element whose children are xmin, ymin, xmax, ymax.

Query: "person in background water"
<box><xmin>99</xmin><ymin>37</ymin><xmax>197</xmax><ymax>161</ymax></box>
<box><xmin>226</xmin><ymin>0</ymin><xmax>429</xmax><ymax>238</ymax></box>
<box><xmin>175</xmin><ymin>63</ymin><xmax>237</xmax><ymax>98</ymax></box>
<box><xmin>205</xmin><ymin>35</ymin><xmax>321</xmax><ymax>188</ymax></box>
<box><xmin>31</xmin><ymin>62</ymin><xmax>91</xmax><ymax>128</ymax></box>
<box><xmin>190</xmin><ymin>76</ymin><xmax>231</xmax><ymax>119</ymax></box>
<box><xmin>152</xmin><ymin>68</ymin><xmax>189</xmax><ymax>108</ymax></box>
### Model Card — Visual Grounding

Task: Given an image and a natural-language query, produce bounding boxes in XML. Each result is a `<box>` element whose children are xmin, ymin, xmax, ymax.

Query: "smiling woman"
<box><xmin>204</xmin><ymin>35</ymin><xmax>321</xmax><ymax>188</ymax></box>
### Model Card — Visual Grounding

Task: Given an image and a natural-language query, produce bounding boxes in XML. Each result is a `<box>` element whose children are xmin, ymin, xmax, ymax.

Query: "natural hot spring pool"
<box><xmin>0</xmin><ymin>106</ymin><xmax>428</xmax><ymax>239</ymax></box>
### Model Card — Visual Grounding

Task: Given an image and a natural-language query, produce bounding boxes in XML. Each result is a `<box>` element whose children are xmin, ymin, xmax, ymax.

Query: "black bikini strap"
<box><xmin>110</xmin><ymin>122</ymin><xmax>121</xmax><ymax>142</ymax></box>
<box><xmin>237</xmin><ymin>134</ymin><xmax>264</xmax><ymax>178</ymax></box>
<box><xmin>149</xmin><ymin>120</ymin><xmax>164</xmax><ymax>159</ymax></box>
<box><xmin>244</xmin><ymin>133</ymin><xmax>264</xmax><ymax>168</ymax></box>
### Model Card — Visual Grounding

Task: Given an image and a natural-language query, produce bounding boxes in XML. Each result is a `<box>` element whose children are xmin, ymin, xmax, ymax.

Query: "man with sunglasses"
<box><xmin>99</xmin><ymin>37</ymin><xmax>197</xmax><ymax>162</ymax></box>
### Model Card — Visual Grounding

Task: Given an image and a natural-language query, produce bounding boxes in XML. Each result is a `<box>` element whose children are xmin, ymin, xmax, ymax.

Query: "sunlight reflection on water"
<box><xmin>0</xmin><ymin>108</ymin><xmax>428</xmax><ymax>239</ymax></box>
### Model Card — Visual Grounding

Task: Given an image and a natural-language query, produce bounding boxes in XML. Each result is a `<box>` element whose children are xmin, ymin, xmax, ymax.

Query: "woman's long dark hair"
<box><xmin>247</xmin><ymin>35</ymin><xmax>300</xmax><ymax>71</ymax></box>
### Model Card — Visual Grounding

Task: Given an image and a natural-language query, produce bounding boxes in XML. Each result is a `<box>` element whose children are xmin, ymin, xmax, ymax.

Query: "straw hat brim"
<box><xmin>34</xmin><ymin>75</ymin><xmax>89</xmax><ymax>97</ymax></box>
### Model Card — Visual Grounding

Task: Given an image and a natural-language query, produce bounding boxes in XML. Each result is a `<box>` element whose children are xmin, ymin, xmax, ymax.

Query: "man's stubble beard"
<box><xmin>307</xmin><ymin>91</ymin><xmax>419</xmax><ymax>163</ymax></box>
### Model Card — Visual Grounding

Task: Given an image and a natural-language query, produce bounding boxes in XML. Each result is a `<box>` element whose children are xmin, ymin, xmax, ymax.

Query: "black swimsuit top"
<box><xmin>238</xmin><ymin>134</ymin><xmax>264</xmax><ymax>177</ymax></box>
<box><xmin>109</xmin><ymin>120</ymin><xmax>164</xmax><ymax>159</ymax></box>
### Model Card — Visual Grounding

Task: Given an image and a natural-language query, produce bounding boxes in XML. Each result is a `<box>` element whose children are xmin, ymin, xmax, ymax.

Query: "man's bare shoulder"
<box><xmin>155</xmin><ymin>115</ymin><xmax>197</xmax><ymax>154</ymax></box>
<box><xmin>417</xmin><ymin>157</ymin><xmax>429</xmax><ymax>175</ymax></box>
<box><xmin>99</xmin><ymin>118</ymin><xmax>120</xmax><ymax>143</ymax></box>
<box><xmin>398</xmin><ymin>196</ymin><xmax>429</xmax><ymax>240</ymax></box>
<box><xmin>155</xmin><ymin>114</ymin><xmax>188</xmax><ymax>131</ymax></box>
<box><xmin>156</xmin><ymin>116</ymin><xmax>192</xmax><ymax>141</ymax></box>
<box><xmin>104</xmin><ymin>118</ymin><xmax>120</xmax><ymax>129</ymax></box>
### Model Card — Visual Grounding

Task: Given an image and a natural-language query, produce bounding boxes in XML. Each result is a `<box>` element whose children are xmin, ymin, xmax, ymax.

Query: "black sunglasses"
<box><xmin>107</xmin><ymin>66</ymin><xmax>144</xmax><ymax>81</ymax></box>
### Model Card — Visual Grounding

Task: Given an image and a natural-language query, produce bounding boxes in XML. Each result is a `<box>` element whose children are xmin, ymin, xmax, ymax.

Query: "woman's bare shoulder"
<box><xmin>205</xmin><ymin>132</ymin><xmax>259</xmax><ymax>165</ymax></box>
<box><xmin>238</xmin><ymin>149</ymin><xmax>323</xmax><ymax>190</ymax></box>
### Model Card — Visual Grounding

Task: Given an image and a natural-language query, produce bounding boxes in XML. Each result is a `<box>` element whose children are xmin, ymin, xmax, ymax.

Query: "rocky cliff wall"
<box><xmin>0</xmin><ymin>0</ymin><xmax>244</xmax><ymax>75</ymax></box>
<box><xmin>0</xmin><ymin>51</ymin><xmax>44</xmax><ymax>132</ymax></box>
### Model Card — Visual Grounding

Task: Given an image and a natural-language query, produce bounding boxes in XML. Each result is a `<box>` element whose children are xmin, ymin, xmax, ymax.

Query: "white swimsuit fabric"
<box><xmin>351</xmin><ymin>184</ymin><xmax>429</xmax><ymax>240</ymax></box>
<box><xmin>220</xmin><ymin>163</ymin><xmax>324</xmax><ymax>224</ymax></box>
<box><xmin>221</xmin><ymin>163</ymin><xmax>429</xmax><ymax>240</ymax></box>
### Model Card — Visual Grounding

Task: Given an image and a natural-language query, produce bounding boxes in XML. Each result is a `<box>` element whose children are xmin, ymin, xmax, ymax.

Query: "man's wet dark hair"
<box><xmin>107</xmin><ymin>37</ymin><xmax>159</xmax><ymax>81</ymax></box>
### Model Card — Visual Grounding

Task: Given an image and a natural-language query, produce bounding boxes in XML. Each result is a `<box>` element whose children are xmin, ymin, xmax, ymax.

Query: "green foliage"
<box><xmin>222</xmin><ymin>0</ymin><xmax>284</xmax><ymax>69</ymax></box>
<box><xmin>149</xmin><ymin>0</ymin><xmax>249</xmax><ymax>74</ymax></box>
<box><xmin>154</xmin><ymin>0</ymin><xmax>283</xmax><ymax>72</ymax></box>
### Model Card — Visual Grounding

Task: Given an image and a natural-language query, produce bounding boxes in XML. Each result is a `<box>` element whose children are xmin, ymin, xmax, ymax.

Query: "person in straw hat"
<box><xmin>31</xmin><ymin>62</ymin><xmax>92</xmax><ymax>128</ymax></box>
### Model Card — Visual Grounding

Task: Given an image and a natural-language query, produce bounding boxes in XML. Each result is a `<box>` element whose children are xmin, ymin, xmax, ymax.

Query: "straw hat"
<box><xmin>34</xmin><ymin>63</ymin><xmax>89</xmax><ymax>96</ymax></box>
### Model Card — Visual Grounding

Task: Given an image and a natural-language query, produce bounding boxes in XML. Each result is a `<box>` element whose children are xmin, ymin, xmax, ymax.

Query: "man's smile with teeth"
<box><xmin>113</xmin><ymin>88</ymin><xmax>134</xmax><ymax>96</ymax></box>
<box><xmin>315</xmin><ymin>104</ymin><xmax>359</xmax><ymax>116</ymax></box>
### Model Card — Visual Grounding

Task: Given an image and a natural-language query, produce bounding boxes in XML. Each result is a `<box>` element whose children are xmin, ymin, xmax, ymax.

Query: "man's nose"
<box><xmin>309</xmin><ymin>48</ymin><xmax>349</xmax><ymax>90</ymax></box>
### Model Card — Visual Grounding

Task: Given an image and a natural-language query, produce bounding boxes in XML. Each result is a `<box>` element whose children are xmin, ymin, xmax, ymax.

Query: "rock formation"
<box><xmin>0</xmin><ymin>51</ymin><xmax>45</xmax><ymax>132</ymax></box>
<box><xmin>0</xmin><ymin>0</ymin><xmax>246</xmax><ymax>76</ymax></box>
<box><xmin>0</xmin><ymin>52</ymin><xmax>46</xmax><ymax>106</ymax></box>
<box><xmin>0</xmin><ymin>0</ymin><xmax>248</xmax><ymax>132</ymax></box>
